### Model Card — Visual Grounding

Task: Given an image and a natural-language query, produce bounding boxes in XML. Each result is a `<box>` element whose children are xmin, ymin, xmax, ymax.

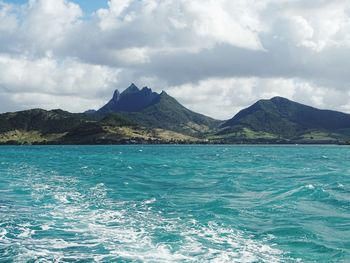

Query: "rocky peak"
<box><xmin>121</xmin><ymin>83</ymin><xmax>140</xmax><ymax>96</ymax></box>
<box><xmin>112</xmin><ymin>90</ymin><xmax>121</xmax><ymax>101</ymax></box>
<box><xmin>97</xmin><ymin>83</ymin><xmax>161</xmax><ymax>113</ymax></box>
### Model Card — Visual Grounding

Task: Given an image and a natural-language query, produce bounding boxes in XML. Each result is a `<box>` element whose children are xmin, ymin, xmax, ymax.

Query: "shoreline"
<box><xmin>1</xmin><ymin>142</ymin><xmax>349</xmax><ymax>146</ymax></box>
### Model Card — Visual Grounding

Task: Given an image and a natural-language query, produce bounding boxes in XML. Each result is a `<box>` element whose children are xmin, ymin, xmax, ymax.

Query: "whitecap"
<box><xmin>41</xmin><ymin>224</ymin><xmax>50</xmax><ymax>231</ymax></box>
<box><xmin>306</xmin><ymin>184</ymin><xmax>315</xmax><ymax>190</ymax></box>
<box><xmin>0</xmin><ymin>228</ymin><xmax>7</xmax><ymax>239</ymax></box>
<box><xmin>53</xmin><ymin>193</ymin><xmax>69</xmax><ymax>203</ymax></box>
<box><xmin>7</xmin><ymin>166</ymin><xmax>285</xmax><ymax>263</ymax></box>
<box><xmin>18</xmin><ymin>227</ymin><xmax>34</xmax><ymax>238</ymax></box>
<box><xmin>143</xmin><ymin>198</ymin><xmax>156</xmax><ymax>205</ymax></box>
<box><xmin>337</xmin><ymin>183</ymin><xmax>345</xmax><ymax>189</ymax></box>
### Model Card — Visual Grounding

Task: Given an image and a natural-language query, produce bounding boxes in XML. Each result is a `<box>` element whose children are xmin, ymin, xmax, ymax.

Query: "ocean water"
<box><xmin>0</xmin><ymin>145</ymin><xmax>349</xmax><ymax>262</ymax></box>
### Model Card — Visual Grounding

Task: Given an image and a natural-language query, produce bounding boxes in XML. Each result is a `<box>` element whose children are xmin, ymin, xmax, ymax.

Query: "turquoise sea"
<box><xmin>0</xmin><ymin>145</ymin><xmax>349</xmax><ymax>262</ymax></box>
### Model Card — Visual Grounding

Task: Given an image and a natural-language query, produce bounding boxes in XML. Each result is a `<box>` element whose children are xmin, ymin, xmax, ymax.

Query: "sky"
<box><xmin>0</xmin><ymin>0</ymin><xmax>350</xmax><ymax>119</ymax></box>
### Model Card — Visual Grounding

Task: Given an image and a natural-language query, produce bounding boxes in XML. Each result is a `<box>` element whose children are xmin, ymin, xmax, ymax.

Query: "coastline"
<box><xmin>1</xmin><ymin>140</ymin><xmax>349</xmax><ymax>146</ymax></box>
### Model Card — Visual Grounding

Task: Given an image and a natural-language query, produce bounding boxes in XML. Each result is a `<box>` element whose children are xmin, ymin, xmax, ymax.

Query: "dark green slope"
<box><xmin>61</xmin><ymin>111</ymin><xmax>202</xmax><ymax>145</ymax></box>
<box><xmin>0</xmin><ymin>109</ymin><xmax>85</xmax><ymax>134</ymax></box>
<box><xmin>120</xmin><ymin>91</ymin><xmax>221</xmax><ymax>135</ymax></box>
<box><xmin>0</xmin><ymin>107</ymin><xmax>204</xmax><ymax>145</ymax></box>
<box><xmin>0</xmin><ymin>109</ymin><xmax>91</xmax><ymax>144</ymax></box>
<box><xmin>98</xmin><ymin>83</ymin><xmax>160</xmax><ymax>114</ymax></box>
<box><xmin>2</xmin><ymin>93</ymin><xmax>350</xmax><ymax>145</ymax></box>
<box><xmin>0</xmin><ymin>83</ymin><xmax>220</xmax><ymax>144</ymax></box>
<box><xmin>218</xmin><ymin>97</ymin><xmax>350</xmax><ymax>143</ymax></box>
<box><xmin>97</xmin><ymin>84</ymin><xmax>221</xmax><ymax>135</ymax></box>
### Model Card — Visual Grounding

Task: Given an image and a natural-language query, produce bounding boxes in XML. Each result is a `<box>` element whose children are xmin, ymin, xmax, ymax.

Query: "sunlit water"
<box><xmin>0</xmin><ymin>145</ymin><xmax>349</xmax><ymax>262</ymax></box>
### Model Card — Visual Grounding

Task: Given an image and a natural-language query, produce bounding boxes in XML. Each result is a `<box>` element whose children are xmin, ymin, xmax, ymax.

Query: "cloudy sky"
<box><xmin>0</xmin><ymin>0</ymin><xmax>350</xmax><ymax>119</ymax></box>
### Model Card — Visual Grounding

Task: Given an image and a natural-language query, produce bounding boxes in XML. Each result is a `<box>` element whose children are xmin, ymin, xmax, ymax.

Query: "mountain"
<box><xmin>1</xmin><ymin>90</ymin><xmax>350</xmax><ymax>145</ymax></box>
<box><xmin>217</xmin><ymin>97</ymin><xmax>350</xmax><ymax>143</ymax></box>
<box><xmin>97</xmin><ymin>84</ymin><xmax>221</xmax><ymax>135</ymax></box>
<box><xmin>0</xmin><ymin>82</ymin><xmax>220</xmax><ymax>144</ymax></box>
<box><xmin>0</xmin><ymin>109</ymin><xmax>86</xmax><ymax>144</ymax></box>
<box><xmin>0</xmin><ymin>109</ymin><xmax>84</xmax><ymax>134</ymax></box>
<box><xmin>98</xmin><ymin>83</ymin><xmax>160</xmax><ymax>113</ymax></box>
<box><xmin>0</xmin><ymin>109</ymin><xmax>200</xmax><ymax>145</ymax></box>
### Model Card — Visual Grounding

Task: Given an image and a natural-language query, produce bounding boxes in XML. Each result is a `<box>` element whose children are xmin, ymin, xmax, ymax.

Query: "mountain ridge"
<box><xmin>0</xmin><ymin>85</ymin><xmax>350</xmax><ymax>145</ymax></box>
<box><xmin>217</xmin><ymin>96</ymin><xmax>350</xmax><ymax>143</ymax></box>
<box><xmin>97</xmin><ymin>84</ymin><xmax>220</xmax><ymax>135</ymax></box>
<box><xmin>98</xmin><ymin>83</ymin><xmax>161</xmax><ymax>114</ymax></box>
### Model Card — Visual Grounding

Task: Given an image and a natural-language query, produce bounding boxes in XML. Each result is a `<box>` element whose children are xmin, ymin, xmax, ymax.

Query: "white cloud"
<box><xmin>186</xmin><ymin>0</ymin><xmax>264</xmax><ymax>50</ymax></box>
<box><xmin>267</xmin><ymin>0</ymin><xmax>350</xmax><ymax>51</ymax></box>
<box><xmin>0</xmin><ymin>54</ymin><xmax>120</xmax><ymax>110</ymax></box>
<box><xmin>0</xmin><ymin>0</ymin><xmax>350</xmax><ymax>118</ymax></box>
<box><xmin>168</xmin><ymin>77</ymin><xmax>350</xmax><ymax>119</ymax></box>
<box><xmin>276</xmin><ymin>16</ymin><xmax>314</xmax><ymax>47</ymax></box>
<box><xmin>94</xmin><ymin>0</ymin><xmax>265</xmax><ymax>52</ymax></box>
<box><xmin>112</xmin><ymin>47</ymin><xmax>150</xmax><ymax>65</ymax></box>
<box><xmin>9</xmin><ymin>92</ymin><xmax>105</xmax><ymax>113</ymax></box>
<box><xmin>97</xmin><ymin>0</ymin><xmax>133</xmax><ymax>30</ymax></box>
<box><xmin>24</xmin><ymin>0</ymin><xmax>82</xmax><ymax>53</ymax></box>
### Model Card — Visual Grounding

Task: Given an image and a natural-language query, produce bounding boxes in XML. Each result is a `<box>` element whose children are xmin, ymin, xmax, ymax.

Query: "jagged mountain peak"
<box><xmin>141</xmin><ymin>86</ymin><xmax>151</xmax><ymax>91</ymax></box>
<box><xmin>112</xmin><ymin>89</ymin><xmax>121</xmax><ymax>101</ymax></box>
<box><xmin>121</xmin><ymin>83</ymin><xmax>140</xmax><ymax>95</ymax></box>
<box><xmin>95</xmin><ymin>83</ymin><xmax>220</xmax><ymax>134</ymax></box>
<box><xmin>98</xmin><ymin>83</ymin><xmax>160</xmax><ymax>113</ymax></box>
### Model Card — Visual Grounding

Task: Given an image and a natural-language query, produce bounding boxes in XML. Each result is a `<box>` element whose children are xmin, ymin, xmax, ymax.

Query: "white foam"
<box><xmin>8</xmin><ymin>167</ymin><xmax>284</xmax><ymax>262</ymax></box>
<box><xmin>41</xmin><ymin>224</ymin><xmax>50</xmax><ymax>231</ymax></box>
<box><xmin>306</xmin><ymin>184</ymin><xmax>315</xmax><ymax>190</ymax></box>
<box><xmin>54</xmin><ymin>193</ymin><xmax>69</xmax><ymax>203</ymax></box>
<box><xmin>337</xmin><ymin>183</ymin><xmax>345</xmax><ymax>189</ymax></box>
<box><xmin>0</xmin><ymin>228</ymin><xmax>7</xmax><ymax>239</ymax></box>
<box><xmin>143</xmin><ymin>198</ymin><xmax>156</xmax><ymax>204</ymax></box>
<box><xmin>18</xmin><ymin>227</ymin><xmax>34</xmax><ymax>238</ymax></box>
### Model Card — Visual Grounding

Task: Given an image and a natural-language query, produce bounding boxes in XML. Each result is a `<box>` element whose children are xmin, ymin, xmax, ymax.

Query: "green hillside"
<box><xmin>97</xmin><ymin>84</ymin><xmax>221</xmax><ymax>136</ymax></box>
<box><xmin>1</xmin><ymin>93</ymin><xmax>350</xmax><ymax>145</ymax></box>
<box><xmin>121</xmin><ymin>91</ymin><xmax>221</xmax><ymax>136</ymax></box>
<box><xmin>218</xmin><ymin>97</ymin><xmax>350</xmax><ymax>144</ymax></box>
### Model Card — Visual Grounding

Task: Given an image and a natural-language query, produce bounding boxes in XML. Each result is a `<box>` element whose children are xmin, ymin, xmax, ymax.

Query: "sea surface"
<box><xmin>0</xmin><ymin>145</ymin><xmax>349</xmax><ymax>262</ymax></box>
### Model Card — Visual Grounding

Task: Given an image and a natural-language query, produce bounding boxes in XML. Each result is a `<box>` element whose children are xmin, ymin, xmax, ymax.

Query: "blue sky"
<box><xmin>4</xmin><ymin>0</ymin><xmax>108</xmax><ymax>13</ymax></box>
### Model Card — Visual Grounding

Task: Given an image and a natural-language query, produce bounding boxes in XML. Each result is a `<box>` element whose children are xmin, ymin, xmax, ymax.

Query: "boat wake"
<box><xmin>0</xmin><ymin>164</ymin><xmax>283</xmax><ymax>262</ymax></box>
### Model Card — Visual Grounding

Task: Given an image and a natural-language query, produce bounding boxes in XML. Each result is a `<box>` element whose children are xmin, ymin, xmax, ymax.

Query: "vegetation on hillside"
<box><xmin>1</xmin><ymin>94</ymin><xmax>350</xmax><ymax>145</ymax></box>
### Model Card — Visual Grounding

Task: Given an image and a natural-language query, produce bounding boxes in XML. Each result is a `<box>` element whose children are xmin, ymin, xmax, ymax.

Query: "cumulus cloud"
<box><xmin>169</xmin><ymin>77</ymin><xmax>350</xmax><ymax>119</ymax></box>
<box><xmin>0</xmin><ymin>54</ymin><xmax>119</xmax><ymax>96</ymax></box>
<box><xmin>24</xmin><ymin>0</ymin><xmax>82</xmax><ymax>52</ymax></box>
<box><xmin>0</xmin><ymin>54</ymin><xmax>120</xmax><ymax>112</ymax></box>
<box><xmin>0</xmin><ymin>0</ymin><xmax>349</xmax><ymax>119</ymax></box>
